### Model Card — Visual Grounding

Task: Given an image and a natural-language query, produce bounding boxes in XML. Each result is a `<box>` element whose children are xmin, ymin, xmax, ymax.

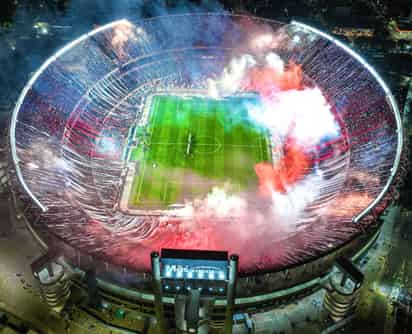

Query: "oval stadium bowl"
<box><xmin>10</xmin><ymin>14</ymin><xmax>402</xmax><ymax>298</ymax></box>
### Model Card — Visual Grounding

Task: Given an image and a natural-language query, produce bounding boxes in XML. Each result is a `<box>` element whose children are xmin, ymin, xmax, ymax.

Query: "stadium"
<box><xmin>9</xmin><ymin>13</ymin><xmax>403</xmax><ymax>331</ymax></box>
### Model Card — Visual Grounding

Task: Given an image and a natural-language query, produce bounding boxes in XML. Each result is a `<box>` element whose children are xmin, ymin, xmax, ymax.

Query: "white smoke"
<box><xmin>270</xmin><ymin>174</ymin><xmax>323</xmax><ymax>227</ymax></box>
<box><xmin>207</xmin><ymin>54</ymin><xmax>256</xmax><ymax>98</ymax></box>
<box><xmin>247</xmin><ymin>87</ymin><xmax>339</xmax><ymax>147</ymax></box>
<box><xmin>200</xmin><ymin>186</ymin><xmax>248</xmax><ymax>218</ymax></box>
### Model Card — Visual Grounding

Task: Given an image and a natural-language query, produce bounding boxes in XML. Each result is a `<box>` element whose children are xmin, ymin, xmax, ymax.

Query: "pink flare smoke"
<box><xmin>255</xmin><ymin>141</ymin><xmax>312</xmax><ymax>195</ymax></box>
<box><xmin>242</xmin><ymin>62</ymin><xmax>303</xmax><ymax>98</ymax></box>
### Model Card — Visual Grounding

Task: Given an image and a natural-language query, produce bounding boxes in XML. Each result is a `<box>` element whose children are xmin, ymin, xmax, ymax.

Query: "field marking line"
<box><xmin>186</xmin><ymin>132</ymin><xmax>193</xmax><ymax>155</ymax></box>
<box><xmin>132</xmin><ymin>96</ymin><xmax>161</xmax><ymax>206</ymax></box>
<box><xmin>265</xmin><ymin>134</ymin><xmax>274</xmax><ymax>163</ymax></box>
<box><xmin>163</xmin><ymin>182</ymin><xmax>169</xmax><ymax>203</ymax></box>
<box><xmin>256</xmin><ymin>130</ymin><xmax>264</xmax><ymax>162</ymax></box>
<box><xmin>148</xmin><ymin>142</ymin><xmax>260</xmax><ymax>148</ymax></box>
<box><xmin>160</xmin><ymin>97</ymin><xmax>179</xmax><ymax>205</ymax></box>
<box><xmin>165</xmin><ymin>97</ymin><xmax>185</xmax><ymax>205</ymax></box>
<box><xmin>135</xmin><ymin>160</ymin><xmax>146</xmax><ymax>205</ymax></box>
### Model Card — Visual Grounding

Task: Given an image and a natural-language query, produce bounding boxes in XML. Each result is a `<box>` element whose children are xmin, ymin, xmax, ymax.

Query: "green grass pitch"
<box><xmin>125</xmin><ymin>94</ymin><xmax>272</xmax><ymax>210</ymax></box>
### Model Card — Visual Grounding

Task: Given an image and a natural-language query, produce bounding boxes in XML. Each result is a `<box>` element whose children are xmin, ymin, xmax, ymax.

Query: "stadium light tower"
<box><xmin>151</xmin><ymin>249</ymin><xmax>239</xmax><ymax>333</ymax></box>
<box><xmin>323</xmin><ymin>257</ymin><xmax>364</xmax><ymax>322</ymax></box>
<box><xmin>151</xmin><ymin>252</ymin><xmax>168</xmax><ymax>333</ymax></box>
<box><xmin>224</xmin><ymin>255</ymin><xmax>239</xmax><ymax>334</ymax></box>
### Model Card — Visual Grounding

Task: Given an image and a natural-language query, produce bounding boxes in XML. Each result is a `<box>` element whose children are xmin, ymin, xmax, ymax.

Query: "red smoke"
<box><xmin>242</xmin><ymin>62</ymin><xmax>303</xmax><ymax>98</ymax></box>
<box><xmin>242</xmin><ymin>60</ymin><xmax>311</xmax><ymax>195</ymax></box>
<box><xmin>255</xmin><ymin>140</ymin><xmax>311</xmax><ymax>195</ymax></box>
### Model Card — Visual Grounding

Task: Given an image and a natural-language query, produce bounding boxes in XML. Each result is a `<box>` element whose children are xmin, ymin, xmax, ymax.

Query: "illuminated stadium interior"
<box><xmin>120</xmin><ymin>93</ymin><xmax>271</xmax><ymax>214</ymax></box>
<box><xmin>9</xmin><ymin>14</ymin><xmax>402</xmax><ymax>297</ymax></box>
